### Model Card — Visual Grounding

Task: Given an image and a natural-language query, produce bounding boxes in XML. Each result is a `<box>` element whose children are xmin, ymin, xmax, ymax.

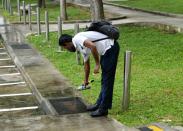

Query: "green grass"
<box><xmin>111</xmin><ymin>0</ymin><xmax>183</xmax><ymax>14</ymax></box>
<box><xmin>27</xmin><ymin>25</ymin><xmax>183</xmax><ymax>126</ymax></box>
<box><xmin>0</xmin><ymin>0</ymin><xmax>90</xmax><ymax>22</ymax></box>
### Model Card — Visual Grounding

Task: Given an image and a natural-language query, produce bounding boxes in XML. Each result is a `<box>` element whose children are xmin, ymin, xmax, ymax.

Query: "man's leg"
<box><xmin>101</xmin><ymin>42</ymin><xmax>119</xmax><ymax>109</ymax></box>
<box><xmin>91</xmin><ymin>42</ymin><xmax>119</xmax><ymax>117</ymax></box>
<box><xmin>96</xmin><ymin>76</ymin><xmax>103</xmax><ymax>105</ymax></box>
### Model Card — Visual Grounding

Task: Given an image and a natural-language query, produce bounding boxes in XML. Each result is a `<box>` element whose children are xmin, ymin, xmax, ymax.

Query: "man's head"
<box><xmin>59</xmin><ymin>34</ymin><xmax>76</xmax><ymax>52</ymax></box>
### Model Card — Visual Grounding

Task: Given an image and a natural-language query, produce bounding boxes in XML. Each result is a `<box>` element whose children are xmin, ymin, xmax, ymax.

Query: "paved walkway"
<box><xmin>104</xmin><ymin>4</ymin><xmax>183</xmax><ymax>29</ymax></box>
<box><xmin>5</xmin><ymin>2</ymin><xmax>183</xmax><ymax>36</ymax></box>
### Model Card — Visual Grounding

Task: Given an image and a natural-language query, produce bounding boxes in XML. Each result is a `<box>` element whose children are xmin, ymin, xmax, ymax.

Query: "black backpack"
<box><xmin>86</xmin><ymin>21</ymin><xmax>120</xmax><ymax>42</ymax></box>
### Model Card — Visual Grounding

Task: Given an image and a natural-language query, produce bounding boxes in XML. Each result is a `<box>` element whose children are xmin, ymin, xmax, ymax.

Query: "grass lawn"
<box><xmin>111</xmin><ymin>0</ymin><xmax>183</xmax><ymax>15</ymax></box>
<box><xmin>0</xmin><ymin>0</ymin><xmax>90</xmax><ymax>22</ymax></box>
<box><xmin>27</xmin><ymin>25</ymin><xmax>183</xmax><ymax>126</ymax></box>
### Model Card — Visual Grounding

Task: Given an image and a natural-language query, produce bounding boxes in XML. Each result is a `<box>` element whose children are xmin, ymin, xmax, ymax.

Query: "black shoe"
<box><xmin>86</xmin><ymin>104</ymin><xmax>99</xmax><ymax>111</ymax></box>
<box><xmin>90</xmin><ymin>108</ymin><xmax>108</xmax><ymax>117</ymax></box>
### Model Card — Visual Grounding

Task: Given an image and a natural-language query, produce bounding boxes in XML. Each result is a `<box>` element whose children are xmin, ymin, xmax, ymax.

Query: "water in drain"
<box><xmin>11</xmin><ymin>44</ymin><xmax>31</xmax><ymax>49</ymax></box>
<box><xmin>49</xmin><ymin>97</ymin><xmax>87</xmax><ymax>115</ymax></box>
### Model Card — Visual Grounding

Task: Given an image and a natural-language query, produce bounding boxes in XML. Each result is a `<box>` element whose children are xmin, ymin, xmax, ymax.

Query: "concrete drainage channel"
<box><xmin>0</xmin><ymin>40</ymin><xmax>45</xmax><ymax>118</ymax></box>
<box><xmin>0</xmin><ymin>35</ymin><xmax>87</xmax><ymax>117</ymax></box>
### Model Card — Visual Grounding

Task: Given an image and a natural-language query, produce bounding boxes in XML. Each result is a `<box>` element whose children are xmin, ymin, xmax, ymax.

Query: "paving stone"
<box><xmin>0</xmin><ymin>67</ymin><xmax>19</xmax><ymax>74</ymax></box>
<box><xmin>0</xmin><ymin>74</ymin><xmax>24</xmax><ymax>84</ymax></box>
<box><xmin>0</xmin><ymin>95</ymin><xmax>37</xmax><ymax>108</ymax></box>
<box><xmin>0</xmin><ymin>84</ymin><xmax>30</xmax><ymax>94</ymax></box>
<box><xmin>173</xmin><ymin>126</ymin><xmax>183</xmax><ymax>131</ymax></box>
<box><xmin>0</xmin><ymin>59</ymin><xmax>14</xmax><ymax>66</ymax></box>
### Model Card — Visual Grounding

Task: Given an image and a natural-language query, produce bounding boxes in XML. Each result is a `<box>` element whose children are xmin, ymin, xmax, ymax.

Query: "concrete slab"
<box><xmin>0</xmin><ymin>108</ymin><xmax>44</xmax><ymax>119</ymax></box>
<box><xmin>0</xmin><ymin>44</ymin><xmax>4</xmax><ymax>48</ymax></box>
<box><xmin>0</xmin><ymin>95</ymin><xmax>37</xmax><ymax>108</ymax></box>
<box><xmin>0</xmin><ymin>84</ymin><xmax>30</xmax><ymax>94</ymax></box>
<box><xmin>0</xmin><ymin>67</ymin><xmax>19</xmax><ymax>74</ymax></box>
<box><xmin>173</xmin><ymin>126</ymin><xmax>183</xmax><ymax>131</ymax></box>
<box><xmin>6</xmin><ymin>41</ymin><xmax>77</xmax><ymax>99</ymax></box>
<box><xmin>0</xmin><ymin>48</ymin><xmax>6</xmax><ymax>53</ymax></box>
<box><xmin>0</xmin><ymin>59</ymin><xmax>14</xmax><ymax>66</ymax></box>
<box><xmin>0</xmin><ymin>74</ymin><xmax>24</xmax><ymax>84</ymax></box>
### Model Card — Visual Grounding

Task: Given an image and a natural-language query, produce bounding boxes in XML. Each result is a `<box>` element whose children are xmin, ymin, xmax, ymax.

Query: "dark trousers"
<box><xmin>96</xmin><ymin>41</ymin><xmax>120</xmax><ymax>110</ymax></box>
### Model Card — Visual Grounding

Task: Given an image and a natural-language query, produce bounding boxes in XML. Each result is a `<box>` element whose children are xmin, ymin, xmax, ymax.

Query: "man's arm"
<box><xmin>83</xmin><ymin>40</ymin><xmax>100</xmax><ymax>74</ymax></box>
<box><xmin>84</xmin><ymin>58</ymin><xmax>90</xmax><ymax>85</ymax></box>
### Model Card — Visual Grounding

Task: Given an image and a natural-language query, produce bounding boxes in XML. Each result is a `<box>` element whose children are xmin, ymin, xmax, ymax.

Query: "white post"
<box><xmin>2</xmin><ymin>0</ymin><xmax>4</xmax><ymax>9</ymax></box>
<box><xmin>60</xmin><ymin>0</ymin><xmax>67</xmax><ymax>20</ymax></box>
<box><xmin>45</xmin><ymin>11</ymin><xmax>49</xmax><ymax>41</ymax></box>
<box><xmin>58</xmin><ymin>16</ymin><xmax>62</xmax><ymax>37</ymax></box>
<box><xmin>22</xmin><ymin>1</ymin><xmax>26</xmax><ymax>24</ymax></box>
<box><xmin>9</xmin><ymin>0</ymin><xmax>13</xmax><ymax>15</ymax></box>
<box><xmin>74</xmin><ymin>23</ymin><xmax>81</xmax><ymax>65</ymax></box>
<box><xmin>9</xmin><ymin>3</ymin><xmax>13</xmax><ymax>15</ymax></box>
<box><xmin>18</xmin><ymin>0</ymin><xmax>21</xmax><ymax>21</ymax></box>
<box><xmin>57</xmin><ymin>16</ymin><xmax>63</xmax><ymax>52</ymax></box>
<box><xmin>122</xmin><ymin>51</ymin><xmax>132</xmax><ymax>111</ymax></box>
<box><xmin>6</xmin><ymin>0</ymin><xmax>8</xmax><ymax>11</ymax></box>
<box><xmin>17</xmin><ymin>0</ymin><xmax>20</xmax><ymax>16</ymax></box>
<box><xmin>8</xmin><ymin>0</ymin><xmax>11</xmax><ymax>14</ymax></box>
<box><xmin>28</xmin><ymin>4</ymin><xmax>32</xmax><ymax>30</ymax></box>
<box><xmin>4</xmin><ymin>0</ymin><xmax>7</xmax><ymax>10</ymax></box>
<box><xmin>7</xmin><ymin>0</ymin><xmax>9</xmax><ymax>12</ymax></box>
<box><xmin>36</xmin><ymin>7</ymin><xmax>41</xmax><ymax>35</ymax></box>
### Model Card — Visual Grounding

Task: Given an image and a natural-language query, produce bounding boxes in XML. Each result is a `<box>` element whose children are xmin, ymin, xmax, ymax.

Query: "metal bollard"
<box><xmin>22</xmin><ymin>1</ymin><xmax>26</xmax><ymax>24</ymax></box>
<box><xmin>4</xmin><ymin>0</ymin><xmax>6</xmax><ymax>9</ymax></box>
<box><xmin>6</xmin><ymin>0</ymin><xmax>10</xmax><ymax>12</ymax></box>
<box><xmin>74</xmin><ymin>23</ymin><xmax>79</xmax><ymax>34</ymax></box>
<box><xmin>57</xmin><ymin>16</ymin><xmax>64</xmax><ymax>52</ymax></box>
<box><xmin>36</xmin><ymin>7</ymin><xmax>41</xmax><ymax>35</ymax></box>
<box><xmin>18</xmin><ymin>0</ymin><xmax>21</xmax><ymax>21</ymax></box>
<box><xmin>2</xmin><ymin>0</ymin><xmax>4</xmax><ymax>9</ymax></box>
<box><xmin>45</xmin><ymin>11</ymin><xmax>49</xmax><ymax>41</ymax></box>
<box><xmin>6</xmin><ymin>0</ymin><xmax>9</xmax><ymax>11</ymax></box>
<box><xmin>9</xmin><ymin>4</ymin><xmax>13</xmax><ymax>15</ymax></box>
<box><xmin>4</xmin><ymin>0</ymin><xmax>7</xmax><ymax>10</ymax></box>
<box><xmin>9</xmin><ymin>0</ymin><xmax>11</xmax><ymax>14</ymax></box>
<box><xmin>28</xmin><ymin>4</ymin><xmax>32</xmax><ymax>30</ymax></box>
<box><xmin>58</xmin><ymin>16</ymin><xmax>62</xmax><ymax>37</ymax></box>
<box><xmin>122</xmin><ymin>51</ymin><xmax>132</xmax><ymax>111</ymax></box>
<box><xmin>74</xmin><ymin>23</ymin><xmax>81</xmax><ymax>65</ymax></box>
<box><xmin>4</xmin><ymin>0</ymin><xmax>5</xmax><ymax>10</ymax></box>
<box><xmin>8</xmin><ymin>0</ymin><xmax>10</xmax><ymax>13</ymax></box>
<box><xmin>17</xmin><ymin>0</ymin><xmax>20</xmax><ymax>16</ymax></box>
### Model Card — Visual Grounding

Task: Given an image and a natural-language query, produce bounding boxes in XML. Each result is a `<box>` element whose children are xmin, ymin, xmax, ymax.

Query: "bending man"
<box><xmin>59</xmin><ymin>31</ymin><xmax>119</xmax><ymax>117</ymax></box>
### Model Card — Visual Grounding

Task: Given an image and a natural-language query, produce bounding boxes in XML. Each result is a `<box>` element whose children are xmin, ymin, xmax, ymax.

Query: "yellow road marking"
<box><xmin>148</xmin><ymin>125</ymin><xmax>163</xmax><ymax>131</ymax></box>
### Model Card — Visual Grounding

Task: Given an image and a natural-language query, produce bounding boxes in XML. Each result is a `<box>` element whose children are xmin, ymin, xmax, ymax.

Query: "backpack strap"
<box><xmin>92</xmin><ymin>37</ymin><xmax>109</xmax><ymax>43</ymax></box>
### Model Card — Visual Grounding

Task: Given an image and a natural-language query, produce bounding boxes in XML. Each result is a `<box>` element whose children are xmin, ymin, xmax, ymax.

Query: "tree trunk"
<box><xmin>38</xmin><ymin>0</ymin><xmax>46</xmax><ymax>8</ymax></box>
<box><xmin>60</xmin><ymin>0</ymin><xmax>68</xmax><ymax>20</ymax></box>
<box><xmin>90</xmin><ymin>0</ymin><xmax>105</xmax><ymax>21</ymax></box>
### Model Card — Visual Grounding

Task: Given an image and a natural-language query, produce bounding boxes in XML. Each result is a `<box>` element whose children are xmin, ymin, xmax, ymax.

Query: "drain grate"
<box><xmin>49</xmin><ymin>97</ymin><xmax>87</xmax><ymax>115</ymax></box>
<box><xmin>11</xmin><ymin>44</ymin><xmax>31</xmax><ymax>49</ymax></box>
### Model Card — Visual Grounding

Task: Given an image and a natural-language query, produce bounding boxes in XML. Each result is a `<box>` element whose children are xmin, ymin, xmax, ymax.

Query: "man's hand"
<box><xmin>83</xmin><ymin>80</ymin><xmax>89</xmax><ymax>86</ymax></box>
<box><xmin>94</xmin><ymin>64</ymin><xmax>100</xmax><ymax>74</ymax></box>
<box><xmin>84</xmin><ymin>59</ymin><xmax>90</xmax><ymax>86</ymax></box>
